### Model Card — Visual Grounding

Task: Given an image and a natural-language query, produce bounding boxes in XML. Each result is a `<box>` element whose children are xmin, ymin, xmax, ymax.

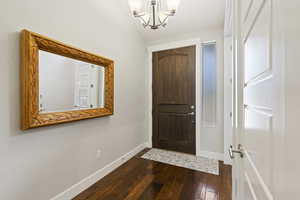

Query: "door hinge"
<box><xmin>229</xmin><ymin>144</ymin><xmax>244</xmax><ymax>159</ymax></box>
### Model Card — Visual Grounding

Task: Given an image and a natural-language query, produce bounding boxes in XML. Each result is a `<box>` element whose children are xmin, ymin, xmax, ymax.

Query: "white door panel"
<box><xmin>242</xmin><ymin>0</ymin><xmax>266</xmax><ymax>40</ymax></box>
<box><xmin>244</xmin><ymin>172</ymin><xmax>262</xmax><ymax>200</ymax></box>
<box><xmin>76</xmin><ymin>64</ymin><xmax>91</xmax><ymax>109</ymax></box>
<box><xmin>244</xmin><ymin>154</ymin><xmax>273</xmax><ymax>200</ymax></box>
<box><xmin>234</xmin><ymin>0</ymin><xmax>275</xmax><ymax>200</ymax></box>
<box><xmin>234</xmin><ymin>0</ymin><xmax>300</xmax><ymax>199</ymax></box>
<box><xmin>241</xmin><ymin>0</ymin><xmax>253</xmax><ymax>23</ymax></box>
<box><xmin>244</xmin><ymin>0</ymin><xmax>271</xmax><ymax>83</ymax></box>
<box><xmin>244</xmin><ymin>77</ymin><xmax>272</xmax><ymax>109</ymax></box>
<box><xmin>242</xmin><ymin>0</ymin><xmax>274</xmax><ymax>198</ymax></box>
<box><xmin>244</xmin><ymin>108</ymin><xmax>273</xmax><ymax>190</ymax></box>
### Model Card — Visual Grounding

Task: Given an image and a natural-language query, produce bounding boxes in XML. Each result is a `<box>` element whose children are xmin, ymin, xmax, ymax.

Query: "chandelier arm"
<box><xmin>133</xmin><ymin>12</ymin><xmax>144</xmax><ymax>17</ymax></box>
<box><xmin>144</xmin><ymin>19</ymin><xmax>151</xmax><ymax>27</ymax></box>
<box><xmin>133</xmin><ymin>11</ymin><xmax>150</xmax><ymax>27</ymax></box>
<box><xmin>158</xmin><ymin>16</ymin><xmax>162</xmax><ymax>24</ymax></box>
<box><xmin>160</xmin><ymin>15</ymin><xmax>169</xmax><ymax>26</ymax></box>
<box><xmin>139</xmin><ymin>15</ymin><xmax>150</xmax><ymax>26</ymax></box>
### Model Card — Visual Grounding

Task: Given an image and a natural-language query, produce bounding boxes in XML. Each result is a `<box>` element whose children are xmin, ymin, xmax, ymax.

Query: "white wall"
<box><xmin>0</xmin><ymin>0</ymin><xmax>147</xmax><ymax>200</ymax></box>
<box><xmin>146</xmin><ymin>29</ymin><xmax>225</xmax><ymax>155</ymax></box>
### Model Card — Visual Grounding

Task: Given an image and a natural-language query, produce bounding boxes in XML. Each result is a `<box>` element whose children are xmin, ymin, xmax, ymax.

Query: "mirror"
<box><xmin>39</xmin><ymin>50</ymin><xmax>105</xmax><ymax>113</ymax></box>
<box><xmin>21</xmin><ymin>30</ymin><xmax>114</xmax><ymax>130</ymax></box>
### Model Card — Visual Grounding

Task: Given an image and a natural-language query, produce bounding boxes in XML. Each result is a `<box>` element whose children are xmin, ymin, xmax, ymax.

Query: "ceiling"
<box><xmin>119</xmin><ymin>0</ymin><xmax>226</xmax><ymax>44</ymax></box>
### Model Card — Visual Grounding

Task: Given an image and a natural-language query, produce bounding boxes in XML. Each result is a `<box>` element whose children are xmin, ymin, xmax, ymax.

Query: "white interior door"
<box><xmin>233</xmin><ymin>0</ymin><xmax>279</xmax><ymax>199</ymax></box>
<box><xmin>89</xmin><ymin>65</ymin><xmax>100</xmax><ymax>109</ymax></box>
<box><xmin>75</xmin><ymin>63</ymin><xmax>91</xmax><ymax>109</ymax></box>
<box><xmin>89</xmin><ymin>65</ymin><xmax>105</xmax><ymax>108</ymax></box>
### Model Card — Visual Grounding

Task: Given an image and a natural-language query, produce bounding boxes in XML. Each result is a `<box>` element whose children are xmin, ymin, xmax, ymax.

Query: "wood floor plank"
<box><xmin>154</xmin><ymin>166</ymin><xmax>187</xmax><ymax>200</ymax></box>
<box><xmin>138</xmin><ymin>182</ymin><xmax>163</xmax><ymax>200</ymax></box>
<box><xmin>124</xmin><ymin>175</ymin><xmax>154</xmax><ymax>200</ymax></box>
<box><xmin>73</xmin><ymin>149</ymin><xmax>232</xmax><ymax>200</ymax></box>
<box><xmin>180</xmin><ymin>170</ymin><xmax>207</xmax><ymax>200</ymax></box>
<box><xmin>106</xmin><ymin>160</ymin><xmax>150</xmax><ymax>200</ymax></box>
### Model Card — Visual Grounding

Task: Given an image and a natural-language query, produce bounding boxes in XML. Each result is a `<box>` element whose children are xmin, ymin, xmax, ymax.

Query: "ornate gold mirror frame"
<box><xmin>21</xmin><ymin>30</ymin><xmax>114</xmax><ymax>130</ymax></box>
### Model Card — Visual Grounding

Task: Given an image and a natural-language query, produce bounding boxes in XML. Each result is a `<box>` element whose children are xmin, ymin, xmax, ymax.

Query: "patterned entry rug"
<box><xmin>141</xmin><ymin>148</ymin><xmax>219</xmax><ymax>175</ymax></box>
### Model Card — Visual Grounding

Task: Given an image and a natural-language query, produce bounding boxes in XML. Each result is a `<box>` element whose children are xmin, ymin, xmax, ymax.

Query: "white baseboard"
<box><xmin>199</xmin><ymin>150</ymin><xmax>224</xmax><ymax>161</ymax></box>
<box><xmin>50</xmin><ymin>142</ymin><xmax>148</xmax><ymax>200</ymax></box>
<box><xmin>145</xmin><ymin>141</ymin><xmax>152</xmax><ymax>148</ymax></box>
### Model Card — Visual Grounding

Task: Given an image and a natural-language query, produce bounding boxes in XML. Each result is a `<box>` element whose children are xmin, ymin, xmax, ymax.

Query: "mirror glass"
<box><xmin>39</xmin><ymin>50</ymin><xmax>105</xmax><ymax>113</ymax></box>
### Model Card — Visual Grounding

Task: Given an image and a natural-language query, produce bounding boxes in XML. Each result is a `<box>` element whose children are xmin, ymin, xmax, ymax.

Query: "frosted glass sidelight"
<box><xmin>201</xmin><ymin>43</ymin><xmax>217</xmax><ymax>127</ymax></box>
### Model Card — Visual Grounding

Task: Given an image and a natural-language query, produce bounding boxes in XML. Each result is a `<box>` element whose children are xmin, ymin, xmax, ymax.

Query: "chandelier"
<box><xmin>128</xmin><ymin>0</ymin><xmax>181</xmax><ymax>30</ymax></box>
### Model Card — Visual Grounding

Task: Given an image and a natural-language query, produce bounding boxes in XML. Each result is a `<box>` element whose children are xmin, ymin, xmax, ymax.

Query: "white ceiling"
<box><xmin>119</xmin><ymin>0</ymin><xmax>225</xmax><ymax>44</ymax></box>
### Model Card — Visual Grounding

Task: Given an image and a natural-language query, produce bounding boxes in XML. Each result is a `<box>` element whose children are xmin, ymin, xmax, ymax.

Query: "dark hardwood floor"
<box><xmin>73</xmin><ymin>149</ymin><xmax>232</xmax><ymax>200</ymax></box>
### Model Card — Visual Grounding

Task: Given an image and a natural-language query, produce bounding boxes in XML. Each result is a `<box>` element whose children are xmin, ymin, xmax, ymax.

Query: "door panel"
<box><xmin>153</xmin><ymin>46</ymin><xmax>196</xmax><ymax>154</ymax></box>
<box><xmin>244</xmin><ymin>0</ymin><xmax>270</xmax><ymax>83</ymax></box>
<box><xmin>243</xmin><ymin>0</ymin><xmax>266</xmax><ymax>40</ymax></box>
<box><xmin>157</xmin><ymin>113</ymin><xmax>192</xmax><ymax>151</ymax></box>
<box><xmin>75</xmin><ymin>64</ymin><xmax>91</xmax><ymax>109</ymax></box>
<box><xmin>239</xmin><ymin>0</ymin><xmax>274</xmax><ymax>200</ymax></box>
<box><xmin>234</xmin><ymin>0</ymin><xmax>297</xmax><ymax>199</ymax></box>
<box><xmin>157</xmin><ymin>54</ymin><xmax>191</xmax><ymax>104</ymax></box>
<box><xmin>241</xmin><ymin>0</ymin><xmax>253</xmax><ymax>23</ymax></box>
<box><xmin>244</xmin><ymin>173</ymin><xmax>258</xmax><ymax>200</ymax></box>
<box><xmin>244</xmin><ymin>78</ymin><xmax>272</xmax><ymax>108</ymax></box>
<box><xmin>244</xmin><ymin>108</ymin><xmax>273</xmax><ymax>190</ymax></box>
<box><xmin>244</xmin><ymin>155</ymin><xmax>273</xmax><ymax>200</ymax></box>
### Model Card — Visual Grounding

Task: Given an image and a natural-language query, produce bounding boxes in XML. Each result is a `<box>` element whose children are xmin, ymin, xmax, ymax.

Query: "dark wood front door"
<box><xmin>152</xmin><ymin>46</ymin><xmax>196</xmax><ymax>154</ymax></box>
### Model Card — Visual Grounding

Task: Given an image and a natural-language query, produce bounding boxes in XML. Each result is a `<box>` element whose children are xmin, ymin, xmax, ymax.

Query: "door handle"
<box><xmin>229</xmin><ymin>145</ymin><xmax>244</xmax><ymax>159</ymax></box>
<box><xmin>188</xmin><ymin>112</ymin><xmax>195</xmax><ymax>116</ymax></box>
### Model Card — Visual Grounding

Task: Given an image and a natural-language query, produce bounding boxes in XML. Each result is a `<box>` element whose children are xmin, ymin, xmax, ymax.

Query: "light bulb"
<box><xmin>166</xmin><ymin>0</ymin><xmax>180</xmax><ymax>11</ymax></box>
<box><xmin>128</xmin><ymin>0</ymin><xmax>143</xmax><ymax>12</ymax></box>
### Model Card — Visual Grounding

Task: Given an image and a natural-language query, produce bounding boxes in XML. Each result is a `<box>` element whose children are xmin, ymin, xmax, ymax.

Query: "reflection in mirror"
<box><xmin>39</xmin><ymin>50</ymin><xmax>105</xmax><ymax>113</ymax></box>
